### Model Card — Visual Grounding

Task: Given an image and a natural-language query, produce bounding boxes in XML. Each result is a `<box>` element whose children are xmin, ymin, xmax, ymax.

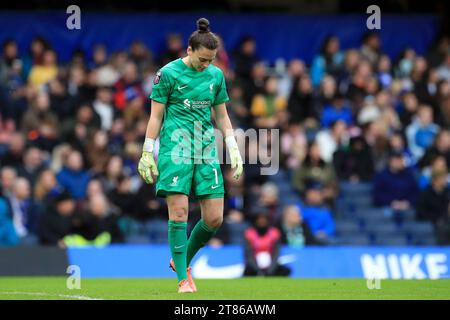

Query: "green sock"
<box><xmin>168</xmin><ymin>220</ymin><xmax>188</xmax><ymax>282</ymax></box>
<box><xmin>186</xmin><ymin>219</ymin><xmax>218</xmax><ymax>266</ymax></box>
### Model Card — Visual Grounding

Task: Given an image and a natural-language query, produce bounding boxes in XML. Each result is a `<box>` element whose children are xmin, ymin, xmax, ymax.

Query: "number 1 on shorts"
<box><xmin>213</xmin><ymin>168</ymin><xmax>218</xmax><ymax>185</ymax></box>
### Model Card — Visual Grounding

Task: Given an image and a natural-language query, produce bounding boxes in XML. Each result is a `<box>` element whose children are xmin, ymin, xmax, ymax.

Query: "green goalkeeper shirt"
<box><xmin>150</xmin><ymin>58</ymin><xmax>229</xmax><ymax>160</ymax></box>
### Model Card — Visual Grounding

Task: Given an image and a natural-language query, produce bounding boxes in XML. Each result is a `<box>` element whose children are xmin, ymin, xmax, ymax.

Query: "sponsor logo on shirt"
<box><xmin>183</xmin><ymin>99</ymin><xmax>211</xmax><ymax>109</ymax></box>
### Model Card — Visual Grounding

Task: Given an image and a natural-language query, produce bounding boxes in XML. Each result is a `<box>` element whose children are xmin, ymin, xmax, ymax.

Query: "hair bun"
<box><xmin>197</xmin><ymin>18</ymin><xmax>210</xmax><ymax>33</ymax></box>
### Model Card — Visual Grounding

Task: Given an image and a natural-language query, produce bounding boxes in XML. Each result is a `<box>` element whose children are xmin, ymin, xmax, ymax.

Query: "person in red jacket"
<box><xmin>243</xmin><ymin>209</ymin><xmax>291</xmax><ymax>277</ymax></box>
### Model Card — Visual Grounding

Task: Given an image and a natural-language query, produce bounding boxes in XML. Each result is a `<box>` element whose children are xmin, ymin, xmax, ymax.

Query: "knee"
<box><xmin>204</xmin><ymin>215</ymin><xmax>223</xmax><ymax>229</ymax></box>
<box><xmin>170</xmin><ymin>206</ymin><xmax>188</xmax><ymax>222</ymax></box>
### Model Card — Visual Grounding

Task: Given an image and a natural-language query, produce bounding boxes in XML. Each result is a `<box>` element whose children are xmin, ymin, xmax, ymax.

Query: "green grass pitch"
<box><xmin>0</xmin><ymin>277</ymin><xmax>449</xmax><ymax>300</ymax></box>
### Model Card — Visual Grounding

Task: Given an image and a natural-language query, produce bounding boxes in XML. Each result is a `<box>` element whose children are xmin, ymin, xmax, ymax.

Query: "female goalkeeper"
<box><xmin>138</xmin><ymin>18</ymin><xmax>243</xmax><ymax>293</ymax></box>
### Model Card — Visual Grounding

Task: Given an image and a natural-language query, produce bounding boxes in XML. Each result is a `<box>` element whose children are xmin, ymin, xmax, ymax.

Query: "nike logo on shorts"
<box><xmin>174</xmin><ymin>245</ymin><xmax>185</xmax><ymax>249</ymax></box>
<box><xmin>211</xmin><ymin>185</ymin><xmax>220</xmax><ymax>189</ymax></box>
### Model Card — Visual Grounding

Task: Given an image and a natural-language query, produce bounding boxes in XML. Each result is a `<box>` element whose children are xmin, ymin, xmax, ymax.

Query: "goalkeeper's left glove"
<box><xmin>225</xmin><ymin>135</ymin><xmax>243</xmax><ymax>180</ymax></box>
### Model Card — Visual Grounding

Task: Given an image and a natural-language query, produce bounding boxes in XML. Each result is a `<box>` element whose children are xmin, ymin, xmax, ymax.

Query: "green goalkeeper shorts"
<box><xmin>155</xmin><ymin>154</ymin><xmax>224</xmax><ymax>199</ymax></box>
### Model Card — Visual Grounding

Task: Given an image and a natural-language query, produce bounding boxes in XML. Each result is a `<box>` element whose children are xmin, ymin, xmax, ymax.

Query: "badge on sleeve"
<box><xmin>153</xmin><ymin>70</ymin><xmax>161</xmax><ymax>85</ymax></box>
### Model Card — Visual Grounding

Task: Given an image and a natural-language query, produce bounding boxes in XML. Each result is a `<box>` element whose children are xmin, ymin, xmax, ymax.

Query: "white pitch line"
<box><xmin>0</xmin><ymin>291</ymin><xmax>103</xmax><ymax>300</ymax></box>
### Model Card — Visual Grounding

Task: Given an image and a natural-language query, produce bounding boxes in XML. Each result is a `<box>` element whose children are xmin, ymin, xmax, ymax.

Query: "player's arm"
<box><xmin>138</xmin><ymin>100</ymin><xmax>165</xmax><ymax>184</ymax></box>
<box><xmin>213</xmin><ymin>103</ymin><xmax>243</xmax><ymax>179</ymax></box>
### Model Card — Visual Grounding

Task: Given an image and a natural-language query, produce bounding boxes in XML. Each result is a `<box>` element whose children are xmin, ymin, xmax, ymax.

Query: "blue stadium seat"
<box><xmin>402</xmin><ymin>221</ymin><xmax>435</xmax><ymax>237</ymax></box>
<box><xmin>335</xmin><ymin>220</ymin><xmax>361</xmax><ymax>235</ymax></box>
<box><xmin>226</xmin><ymin>221</ymin><xmax>249</xmax><ymax>245</ymax></box>
<box><xmin>147</xmin><ymin>219</ymin><xmax>169</xmax><ymax>244</ymax></box>
<box><xmin>280</xmin><ymin>194</ymin><xmax>300</xmax><ymax>206</ymax></box>
<box><xmin>336</xmin><ymin>234</ymin><xmax>371</xmax><ymax>245</ymax></box>
<box><xmin>339</xmin><ymin>182</ymin><xmax>373</xmax><ymax>196</ymax></box>
<box><xmin>365</xmin><ymin>222</ymin><xmax>399</xmax><ymax>236</ymax></box>
<box><xmin>374</xmin><ymin>235</ymin><xmax>408</xmax><ymax>246</ymax></box>
<box><xmin>410</xmin><ymin>234</ymin><xmax>437</xmax><ymax>245</ymax></box>
<box><xmin>125</xmin><ymin>235</ymin><xmax>151</xmax><ymax>244</ymax></box>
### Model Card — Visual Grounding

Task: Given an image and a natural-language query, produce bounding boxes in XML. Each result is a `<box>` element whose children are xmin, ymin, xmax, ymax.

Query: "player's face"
<box><xmin>188</xmin><ymin>46</ymin><xmax>216</xmax><ymax>72</ymax></box>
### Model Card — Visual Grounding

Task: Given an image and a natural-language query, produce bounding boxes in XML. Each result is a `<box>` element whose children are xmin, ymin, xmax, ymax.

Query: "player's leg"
<box><xmin>167</xmin><ymin>193</ymin><xmax>190</xmax><ymax>284</ymax></box>
<box><xmin>155</xmin><ymin>154</ymin><xmax>194</xmax><ymax>290</ymax></box>
<box><xmin>186</xmin><ymin>196</ymin><xmax>224</xmax><ymax>265</ymax></box>
<box><xmin>187</xmin><ymin>159</ymin><xmax>225</xmax><ymax>266</ymax></box>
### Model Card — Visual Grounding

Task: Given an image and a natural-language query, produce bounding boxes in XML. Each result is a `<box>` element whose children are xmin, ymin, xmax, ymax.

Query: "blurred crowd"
<box><xmin>0</xmin><ymin>30</ymin><xmax>450</xmax><ymax>251</ymax></box>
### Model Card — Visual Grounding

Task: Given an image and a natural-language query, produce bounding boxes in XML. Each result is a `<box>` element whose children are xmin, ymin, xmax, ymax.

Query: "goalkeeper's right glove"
<box><xmin>138</xmin><ymin>138</ymin><xmax>159</xmax><ymax>184</ymax></box>
<box><xmin>225</xmin><ymin>135</ymin><xmax>243</xmax><ymax>180</ymax></box>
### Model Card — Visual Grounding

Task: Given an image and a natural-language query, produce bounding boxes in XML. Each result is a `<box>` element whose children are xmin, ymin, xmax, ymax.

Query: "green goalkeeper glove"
<box><xmin>225</xmin><ymin>135</ymin><xmax>243</xmax><ymax>180</ymax></box>
<box><xmin>138</xmin><ymin>139</ymin><xmax>159</xmax><ymax>184</ymax></box>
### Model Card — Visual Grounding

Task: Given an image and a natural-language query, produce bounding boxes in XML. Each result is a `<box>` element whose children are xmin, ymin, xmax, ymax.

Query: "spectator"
<box><xmin>0</xmin><ymin>166</ymin><xmax>17</xmax><ymax>198</ymax></box>
<box><xmin>417</xmin><ymin>169</ymin><xmax>450</xmax><ymax>224</ymax></box>
<box><xmin>0</xmin><ymin>39</ymin><xmax>21</xmax><ymax>84</ymax></box>
<box><xmin>108</xmin><ymin>174</ymin><xmax>136</xmax><ymax>216</ymax></box>
<box><xmin>315</xmin><ymin>119</ymin><xmax>348</xmax><ymax>163</ymax></box>
<box><xmin>398</xmin><ymin>92</ymin><xmax>419</xmax><ymax>129</ymax></box>
<box><xmin>436</xmin><ymin>203</ymin><xmax>450</xmax><ymax>245</ymax></box>
<box><xmin>6</xmin><ymin>177</ymin><xmax>39</xmax><ymax>242</ymax></box>
<box><xmin>227</xmin><ymin>82</ymin><xmax>249</xmax><ymax>129</ymax></box>
<box><xmin>56</xmin><ymin>149</ymin><xmax>92</xmax><ymax>200</ymax></box>
<box><xmin>418</xmin><ymin>155</ymin><xmax>450</xmax><ymax>190</ymax></box>
<box><xmin>388</xmin><ymin>131</ymin><xmax>416</xmax><ymax>169</ymax></box>
<box><xmin>373</xmin><ymin>151</ymin><xmax>418</xmax><ymax>212</ymax></box>
<box><xmin>280</xmin><ymin>121</ymin><xmax>307</xmax><ymax>171</ymax></box>
<box><xmin>233</xmin><ymin>35</ymin><xmax>258</xmax><ymax>82</ymax></box>
<box><xmin>213</xmin><ymin>35</ymin><xmax>231</xmax><ymax>78</ymax></box>
<box><xmin>250</xmin><ymin>76</ymin><xmax>287</xmax><ymax>128</ymax></box>
<box><xmin>0</xmin><ymin>132</ymin><xmax>25</xmax><ymax>169</ymax></box>
<box><xmin>21</xmin><ymin>91</ymin><xmax>57</xmax><ymax>134</ymax></box>
<box><xmin>419</xmin><ymin>129</ymin><xmax>450</xmax><ymax>169</ymax></box>
<box><xmin>28</xmin><ymin>49</ymin><xmax>58</xmax><ymax>90</ymax></box>
<box><xmin>406</xmin><ymin>105</ymin><xmax>440</xmax><ymax>161</ymax></box>
<box><xmin>377</xmin><ymin>54</ymin><xmax>393</xmax><ymax>89</ymax></box>
<box><xmin>292</xmin><ymin>142</ymin><xmax>338</xmax><ymax>200</ymax></box>
<box><xmin>333</xmin><ymin>135</ymin><xmax>375</xmax><ymax>182</ymax></box>
<box><xmin>16</xmin><ymin>146</ymin><xmax>47</xmax><ymax>188</ymax></box>
<box><xmin>38</xmin><ymin>191</ymin><xmax>76</xmax><ymax>246</ymax></box>
<box><xmin>85</xmin><ymin>129</ymin><xmax>111</xmax><ymax>175</ymax></box>
<box><xmin>113</xmin><ymin>61</ymin><xmax>145</xmax><ymax>111</ymax></box>
<box><xmin>299</xmin><ymin>182</ymin><xmax>336</xmax><ymax>243</ymax></box>
<box><xmin>73</xmin><ymin>193</ymin><xmax>123</xmax><ymax>245</ymax></box>
<box><xmin>360</xmin><ymin>32</ymin><xmax>382</xmax><ymax>66</ymax></box>
<box><xmin>242</xmin><ymin>62</ymin><xmax>266</xmax><ymax>108</ymax></box>
<box><xmin>100</xmin><ymin>154</ymin><xmax>124</xmax><ymax>194</ymax></box>
<box><xmin>34</xmin><ymin>169</ymin><xmax>62</xmax><ymax>213</ymax></box>
<box><xmin>159</xmin><ymin>33</ymin><xmax>184</xmax><ymax>67</ymax></box>
<box><xmin>320</xmin><ymin>93</ymin><xmax>353</xmax><ymax>128</ymax></box>
<box><xmin>311</xmin><ymin>35</ymin><xmax>344</xmax><ymax>87</ymax></box>
<box><xmin>129</xmin><ymin>40</ymin><xmax>152</xmax><ymax>70</ymax></box>
<box><xmin>251</xmin><ymin>182</ymin><xmax>282</xmax><ymax>224</ymax></box>
<box><xmin>278</xmin><ymin>59</ymin><xmax>306</xmax><ymax>99</ymax></box>
<box><xmin>287</xmin><ymin>75</ymin><xmax>316</xmax><ymax>122</ymax></box>
<box><xmin>92</xmin><ymin>86</ymin><xmax>115</xmax><ymax>131</ymax></box>
<box><xmin>279</xmin><ymin>205</ymin><xmax>316</xmax><ymax>247</ymax></box>
<box><xmin>22</xmin><ymin>36</ymin><xmax>49</xmax><ymax>79</ymax></box>
<box><xmin>243</xmin><ymin>210</ymin><xmax>290</xmax><ymax>277</ymax></box>
<box><xmin>437</xmin><ymin>52</ymin><xmax>450</xmax><ymax>82</ymax></box>
<box><xmin>0</xmin><ymin>196</ymin><xmax>20</xmax><ymax>246</ymax></box>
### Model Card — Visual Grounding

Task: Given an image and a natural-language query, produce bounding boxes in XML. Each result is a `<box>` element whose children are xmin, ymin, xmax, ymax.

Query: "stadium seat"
<box><xmin>374</xmin><ymin>235</ymin><xmax>408</xmax><ymax>246</ymax></box>
<box><xmin>226</xmin><ymin>221</ymin><xmax>250</xmax><ymax>245</ymax></box>
<box><xmin>365</xmin><ymin>222</ymin><xmax>399</xmax><ymax>236</ymax></box>
<box><xmin>402</xmin><ymin>221</ymin><xmax>435</xmax><ymax>237</ymax></box>
<box><xmin>336</xmin><ymin>234</ymin><xmax>371</xmax><ymax>246</ymax></box>
<box><xmin>335</xmin><ymin>220</ymin><xmax>361</xmax><ymax>235</ymax></box>
<box><xmin>147</xmin><ymin>219</ymin><xmax>169</xmax><ymax>244</ymax></box>
<box><xmin>410</xmin><ymin>234</ymin><xmax>437</xmax><ymax>245</ymax></box>
<box><xmin>339</xmin><ymin>182</ymin><xmax>373</xmax><ymax>197</ymax></box>
<box><xmin>125</xmin><ymin>235</ymin><xmax>151</xmax><ymax>244</ymax></box>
